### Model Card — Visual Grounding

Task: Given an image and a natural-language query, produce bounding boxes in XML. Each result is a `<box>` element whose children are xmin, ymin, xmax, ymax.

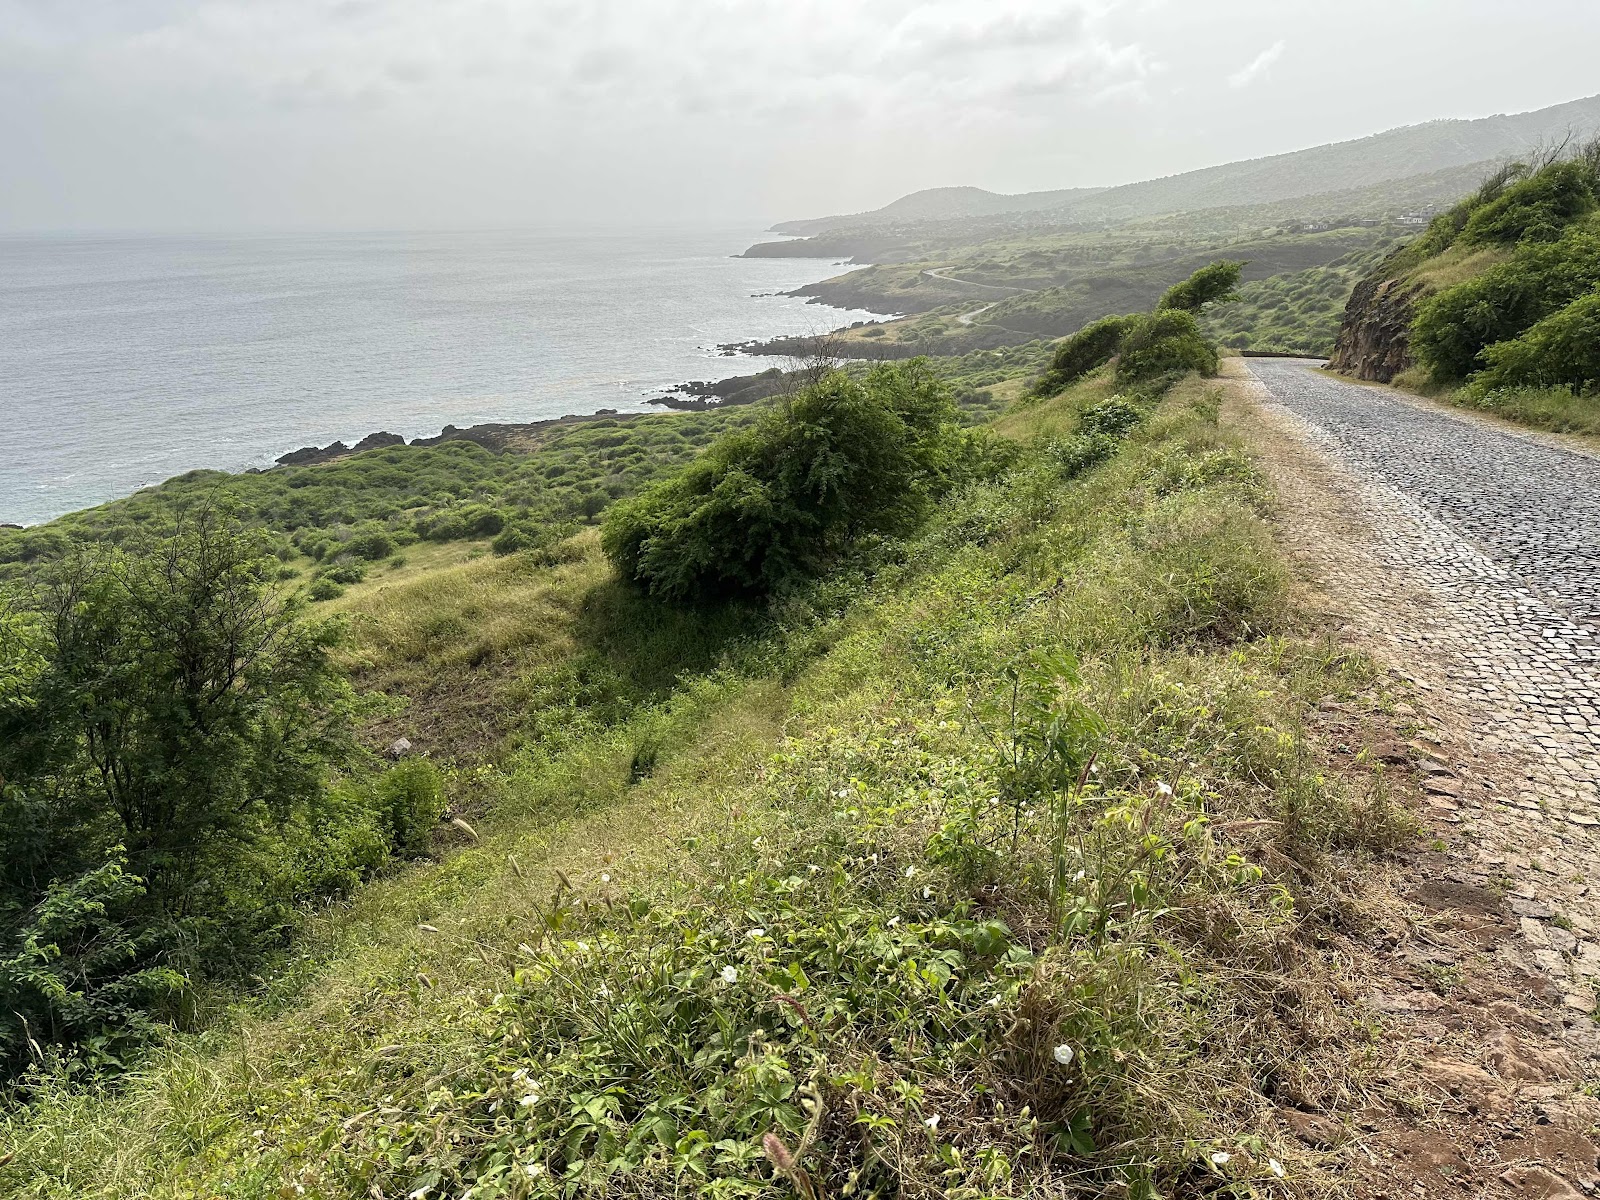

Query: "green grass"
<box><xmin>1417</xmin><ymin>378</ymin><xmax>1600</xmax><ymax>440</ymax></box>
<box><xmin>0</xmin><ymin>408</ymin><xmax>757</xmax><ymax>582</ymax></box>
<box><xmin>1</xmin><ymin>372</ymin><xmax>1409</xmax><ymax>1198</ymax></box>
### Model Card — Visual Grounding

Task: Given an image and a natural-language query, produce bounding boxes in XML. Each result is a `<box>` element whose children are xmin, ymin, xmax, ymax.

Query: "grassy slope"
<box><xmin>0</xmin><ymin>408</ymin><xmax>755</xmax><ymax>583</ymax></box>
<box><xmin>824</xmin><ymin>228</ymin><xmax>1395</xmax><ymax>361</ymax></box>
<box><xmin>2</xmin><ymin>372</ymin><xmax>1410</xmax><ymax>1198</ymax></box>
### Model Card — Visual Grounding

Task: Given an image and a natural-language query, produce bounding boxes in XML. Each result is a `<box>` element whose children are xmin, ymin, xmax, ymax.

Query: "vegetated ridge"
<box><xmin>764</xmin><ymin>93</ymin><xmax>1600</xmax><ymax>246</ymax></box>
<box><xmin>770</xmin><ymin>184</ymin><xmax>1110</xmax><ymax>236</ymax></box>
<box><xmin>736</xmin><ymin>93</ymin><xmax>1600</xmax><ymax>365</ymax></box>
<box><xmin>0</xmin><ymin>267</ymin><xmax>1435</xmax><ymax>1198</ymax></box>
<box><xmin>1331</xmin><ymin>138</ymin><xmax>1600</xmax><ymax>435</ymax></box>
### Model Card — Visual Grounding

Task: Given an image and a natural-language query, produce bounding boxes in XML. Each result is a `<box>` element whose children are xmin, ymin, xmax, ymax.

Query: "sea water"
<box><xmin>0</xmin><ymin>225</ymin><xmax>882</xmax><ymax>526</ymax></box>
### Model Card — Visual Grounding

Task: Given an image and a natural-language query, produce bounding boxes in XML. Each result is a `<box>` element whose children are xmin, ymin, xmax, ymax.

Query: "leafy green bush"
<box><xmin>0</xmin><ymin>854</ymin><xmax>184</xmax><ymax>1075</ymax></box>
<box><xmin>1030</xmin><ymin>315</ymin><xmax>1136</xmax><ymax>398</ymax></box>
<box><xmin>344</xmin><ymin>529</ymin><xmax>397</xmax><ymax>560</ymax></box>
<box><xmin>1115</xmin><ymin>310</ymin><xmax>1219</xmax><ymax>387</ymax></box>
<box><xmin>308</xmin><ymin>577</ymin><xmax>345</xmax><ymax>601</ymax></box>
<box><xmin>0</xmin><ymin>513</ymin><xmax>359</xmax><ymax>1074</ymax></box>
<box><xmin>1460</xmin><ymin>160</ymin><xmax>1598</xmax><ymax>247</ymax></box>
<box><xmin>1077</xmin><ymin>395</ymin><xmax>1146</xmax><ymax>440</ymax></box>
<box><xmin>372</xmin><ymin>759</ymin><xmax>448</xmax><ymax>858</ymax></box>
<box><xmin>1411</xmin><ymin>221</ymin><xmax>1600</xmax><ymax>381</ymax></box>
<box><xmin>1475</xmin><ymin>289</ymin><xmax>1600</xmax><ymax>392</ymax></box>
<box><xmin>321</xmin><ymin>560</ymin><xmax>367</xmax><ymax>585</ymax></box>
<box><xmin>602</xmin><ymin>361</ymin><xmax>963</xmax><ymax>603</ymax></box>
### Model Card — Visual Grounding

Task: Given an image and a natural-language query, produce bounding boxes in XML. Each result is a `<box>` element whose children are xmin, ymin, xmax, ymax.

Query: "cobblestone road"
<box><xmin>1241</xmin><ymin>358</ymin><xmax>1600</xmax><ymax>1008</ymax></box>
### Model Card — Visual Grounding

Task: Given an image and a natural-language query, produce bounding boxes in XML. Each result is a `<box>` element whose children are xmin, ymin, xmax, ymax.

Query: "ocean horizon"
<box><xmin>0</xmin><ymin>224</ymin><xmax>885</xmax><ymax>527</ymax></box>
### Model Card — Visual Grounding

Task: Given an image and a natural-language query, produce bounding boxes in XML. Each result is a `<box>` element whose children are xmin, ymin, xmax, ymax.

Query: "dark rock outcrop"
<box><xmin>276</xmin><ymin>441</ymin><xmax>351</xmax><ymax>467</ymax></box>
<box><xmin>350</xmin><ymin>431</ymin><xmax>405</xmax><ymax>454</ymax></box>
<box><xmin>1329</xmin><ymin>271</ymin><xmax>1426</xmax><ymax>383</ymax></box>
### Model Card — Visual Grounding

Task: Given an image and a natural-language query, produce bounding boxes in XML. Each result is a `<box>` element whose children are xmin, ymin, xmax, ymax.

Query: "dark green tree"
<box><xmin>1157</xmin><ymin>260</ymin><xmax>1243</xmax><ymax>313</ymax></box>
<box><xmin>0</xmin><ymin>509</ymin><xmax>357</xmax><ymax>1072</ymax></box>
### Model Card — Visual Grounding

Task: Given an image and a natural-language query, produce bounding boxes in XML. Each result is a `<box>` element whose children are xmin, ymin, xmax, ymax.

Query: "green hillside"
<box><xmin>1331</xmin><ymin>141</ymin><xmax>1600</xmax><ymax>432</ymax></box>
<box><xmin>765</xmin><ymin>93</ymin><xmax>1600</xmax><ymax>247</ymax></box>
<box><xmin>0</xmin><ymin>275</ymin><xmax>1420</xmax><ymax>1197</ymax></box>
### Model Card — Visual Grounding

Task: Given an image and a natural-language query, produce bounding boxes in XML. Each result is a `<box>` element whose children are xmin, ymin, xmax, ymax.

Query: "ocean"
<box><xmin>0</xmin><ymin>226</ymin><xmax>885</xmax><ymax>526</ymax></box>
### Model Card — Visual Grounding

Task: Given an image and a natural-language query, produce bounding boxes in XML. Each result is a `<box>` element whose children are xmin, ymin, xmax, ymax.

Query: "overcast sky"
<box><xmin>4</xmin><ymin>0</ymin><xmax>1599</xmax><ymax>232</ymax></box>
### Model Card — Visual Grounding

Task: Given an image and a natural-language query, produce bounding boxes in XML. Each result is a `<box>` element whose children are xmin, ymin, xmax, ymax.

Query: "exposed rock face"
<box><xmin>277</xmin><ymin>432</ymin><xmax>405</xmax><ymax>467</ymax></box>
<box><xmin>276</xmin><ymin>440</ymin><xmax>351</xmax><ymax>467</ymax></box>
<box><xmin>1329</xmin><ymin>270</ymin><xmax>1426</xmax><ymax>383</ymax></box>
<box><xmin>350</xmin><ymin>431</ymin><xmax>405</xmax><ymax>454</ymax></box>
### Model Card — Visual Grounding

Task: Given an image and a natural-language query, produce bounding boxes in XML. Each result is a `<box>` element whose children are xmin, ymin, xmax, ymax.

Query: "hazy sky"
<box><xmin>4</xmin><ymin>0</ymin><xmax>1599</xmax><ymax>232</ymax></box>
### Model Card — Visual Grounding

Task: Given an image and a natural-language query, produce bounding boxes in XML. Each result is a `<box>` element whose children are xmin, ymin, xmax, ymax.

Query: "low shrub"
<box><xmin>1475</xmin><ymin>289</ymin><xmax>1600</xmax><ymax>392</ymax></box>
<box><xmin>1030</xmin><ymin>315</ymin><xmax>1136</xmax><ymax>398</ymax></box>
<box><xmin>1460</xmin><ymin>159</ymin><xmax>1597</xmax><ymax>247</ymax></box>
<box><xmin>602</xmin><ymin>361</ymin><xmax>964</xmax><ymax>603</ymax></box>
<box><xmin>344</xmin><ymin>529</ymin><xmax>397</xmax><ymax>561</ymax></box>
<box><xmin>1410</xmin><ymin>223</ymin><xmax>1600</xmax><ymax>381</ymax></box>
<box><xmin>372</xmin><ymin>759</ymin><xmax>447</xmax><ymax>858</ymax></box>
<box><xmin>1115</xmin><ymin>310</ymin><xmax>1219</xmax><ymax>387</ymax></box>
<box><xmin>307</xmin><ymin>577</ymin><xmax>344</xmax><ymax>601</ymax></box>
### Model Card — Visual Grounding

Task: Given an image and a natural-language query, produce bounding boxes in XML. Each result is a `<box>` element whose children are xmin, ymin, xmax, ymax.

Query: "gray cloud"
<box><xmin>2</xmin><ymin>0</ymin><xmax>1599</xmax><ymax>230</ymax></box>
<box><xmin>1228</xmin><ymin>40</ymin><xmax>1285</xmax><ymax>90</ymax></box>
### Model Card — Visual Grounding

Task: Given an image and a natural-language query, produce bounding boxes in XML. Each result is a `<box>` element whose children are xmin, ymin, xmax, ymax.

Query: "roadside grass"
<box><xmin>1437</xmin><ymin>384</ymin><xmax>1600</xmax><ymax>440</ymax></box>
<box><xmin>1404</xmin><ymin>243</ymin><xmax>1513</xmax><ymax>292</ymax></box>
<box><xmin>1390</xmin><ymin>368</ymin><xmax>1600</xmax><ymax>442</ymax></box>
<box><xmin>1</xmin><ymin>373</ymin><xmax>1408</xmax><ymax>1198</ymax></box>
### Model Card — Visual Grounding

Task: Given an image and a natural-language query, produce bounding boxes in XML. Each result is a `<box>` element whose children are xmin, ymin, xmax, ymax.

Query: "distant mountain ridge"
<box><xmin>773</xmin><ymin>93</ymin><xmax>1600</xmax><ymax>235</ymax></box>
<box><xmin>771</xmin><ymin>185</ymin><xmax>1108</xmax><ymax>235</ymax></box>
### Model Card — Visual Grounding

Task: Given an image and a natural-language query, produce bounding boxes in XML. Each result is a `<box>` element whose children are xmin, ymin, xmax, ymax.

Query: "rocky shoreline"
<box><xmin>267</xmin><ymin>368</ymin><xmax>813</xmax><ymax>468</ymax></box>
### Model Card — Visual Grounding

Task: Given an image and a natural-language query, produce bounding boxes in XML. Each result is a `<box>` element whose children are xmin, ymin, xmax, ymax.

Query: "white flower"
<box><xmin>751</xmin><ymin>837</ymin><xmax>763</xmax><ymax>848</ymax></box>
<box><xmin>924</xmin><ymin>1114</ymin><xmax>940</xmax><ymax>1130</ymax></box>
<box><xmin>1156</xmin><ymin>781</ymin><xmax>1174</xmax><ymax>797</ymax></box>
<box><xmin>868</xmin><ymin>854</ymin><xmax>879</xmax><ymax>864</ymax></box>
<box><xmin>1210</xmin><ymin>1151</ymin><xmax>1231</xmax><ymax>1166</ymax></box>
<box><xmin>1052</xmin><ymin>1044</ymin><xmax>1075</xmax><ymax>1067</ymax></box>
<box><xmin>720</xmin><ymin>965</ymin><xmax>738</xmax><ymax>984</ymax></box>
<box><xmin>988</xmin><ymin>797</ymin><xmax>999</xmax><ymax>807</ymax></box>
<box><xmin>409</xmin><ymin>1187</ymin><xmax>432</xmax><ymax>1200</ymax></box>
<box><xmin>747</xmin><ymin>927</ymin><xmax>765</xmax><ymax>939</ymax></box>
<box><xmin>922</xmin><ymin>886</ymin><xmax>932</xmax><ymax>899</ymax></box>
<box><xmin>887</xmin><ymin>916</ymin><xmax>900</xmax><ymax>928</ymax></box>
<box><xmin>524</xmin><ymin>1163</ymin><xmax>545</xmax><ymax>1179</ymax></box>
<box><xmin>986</xmin><ymin>994</ymin><xmax>1003</xmax><ymax>1007</ymax></box>
<box><xmin>519</xmin><ymin>1092</ymin><xmax>540</xmax><ymax>1107</ymax></box>
<box><xmin>807</xmin><ymin>863</ymin><xmax>821</xmax><ymax>874</ymax></box>
<box><xmin>600</xmin><ymin>872</ymin><xmax>611</xmax><ymax>883</ymax></box>
<box><xmin>904</xmin><ymin>865</ymin><xmax>917</xmax><ymax>878</ymax></box>
<box><xmin>1268</xmin><ymin>1159</ymin><xmax>1285</xmax><ymax>1179</ymax></box>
